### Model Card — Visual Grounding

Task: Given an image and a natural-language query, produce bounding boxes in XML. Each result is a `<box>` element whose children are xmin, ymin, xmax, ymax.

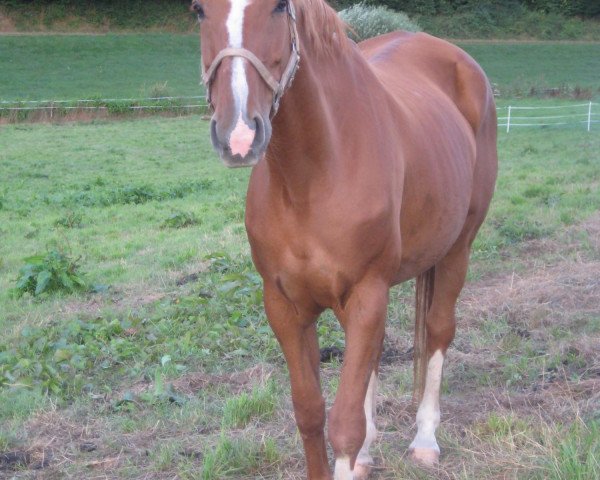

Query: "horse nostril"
<box><xmin>210</xmin><ymin>118</ymin><xmax>224</xmax><ymax>152</ymax></box>
<box><xmin>254</xmin><ymin>116</ymin><xmax>265</xmax><ymax>146</ymax></box>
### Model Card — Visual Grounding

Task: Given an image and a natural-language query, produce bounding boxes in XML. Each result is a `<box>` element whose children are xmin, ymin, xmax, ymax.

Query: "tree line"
<box><xmin>336</xmin><ymin>0</ymin><xmax>599</xmax><ymax>17</ymax></box>
<box><xmin>1</xmin><ymin>0</ymin><xmax>598</xmax><ymax>18</ymax></box>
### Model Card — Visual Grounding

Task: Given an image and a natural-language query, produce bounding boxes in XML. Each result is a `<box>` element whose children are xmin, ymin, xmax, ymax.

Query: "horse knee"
<box><xmin>294</xmin><ymin>396</ymin><xmax>326</xmax><ymax>439</ymax></box>
<box><xmin>328</xmin><ymin>406</ymin><xmax>366</xmax><ymax>459</ymax></box>
<box><xmin>426</xmin><ymin>312</ymin><xmax>456</xmax><ymax>350</ymax></box>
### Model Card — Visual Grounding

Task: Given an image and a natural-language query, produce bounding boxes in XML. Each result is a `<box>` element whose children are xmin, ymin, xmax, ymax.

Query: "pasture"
<box><xmin>1</xmin><ymin>116</ymin><xmax>599</xmax><ymax>478</ymax></box>
<box><xmin>1</xmin><ymin>32</ymin><xmax>600</xmax><ymax>478</ymax></box>
<box><xmin>1</xmin><ymin>34</ymin><xmax>599</xmax><ymax>102</ymax></box>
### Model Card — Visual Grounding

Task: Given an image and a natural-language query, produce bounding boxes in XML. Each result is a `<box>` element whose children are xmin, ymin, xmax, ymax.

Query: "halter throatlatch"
<box><xmin>201</xmin><ymin>1</ymin><xmax>300</xmax><ymax>118</ymax></box>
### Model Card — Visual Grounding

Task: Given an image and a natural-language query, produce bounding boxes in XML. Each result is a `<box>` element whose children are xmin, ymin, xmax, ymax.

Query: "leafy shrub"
<box><xmin>14</xmin><ymin>250</ymin><xmax>86</xmax><ymax>297</ymax></box>
<box><xmin>0</xmin><ymin>316</ymin><xmax>136</xmax><ymax>395</ymax></box>
<box><xmin>1</xmin><ymin>251</ymin><xmax>345</xmax><ymax>399</ymax></box>
<box><xmin>339</xmin><ymin>3</ymin><xmax>421</xmax><ymax>41</ymax></box>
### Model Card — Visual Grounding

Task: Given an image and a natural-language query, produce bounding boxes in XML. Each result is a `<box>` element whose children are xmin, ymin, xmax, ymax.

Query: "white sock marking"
<box><xmin>226</xmin><ymin>0</ymin><xmax>251</xmax><ymax>117</ymax></box>
<box><xmin>333</xmin><ymin>372</ymin><xmax>378</xmax><ymax>479</ymax></box>
<box><xmin>410</xmin><ymin>350</ymin><xmax>444</xmax><ymax>453</ymax></box>
<box><xmin>357</xmin><ymin>371</ymin><xmax>377</xmax><ymax>466</ymax></box>
<box><xmin>334</xmin><ymin>456</ymin><xmax>353</xmax><ymax>480</ymax></box>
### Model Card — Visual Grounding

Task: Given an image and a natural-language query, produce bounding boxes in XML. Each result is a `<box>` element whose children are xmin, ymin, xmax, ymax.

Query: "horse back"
<box><xmin>358</xmin><ymin>31</ymin><xmax>498</xmax><ymax>280</ymax></box>
<box><xmin>359</xmin><ymin>31</ymin><xmax>495</xmax><ymax>137</ymax></box>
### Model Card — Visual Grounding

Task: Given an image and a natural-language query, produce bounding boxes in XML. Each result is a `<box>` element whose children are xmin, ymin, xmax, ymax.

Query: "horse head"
<box><xmin>194</xmin><ymin>0</ymin><xmax>300</xmax><ymax>168</ymax></box>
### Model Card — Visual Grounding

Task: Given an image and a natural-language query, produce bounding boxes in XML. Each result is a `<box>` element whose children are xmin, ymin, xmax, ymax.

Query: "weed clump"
<box><xmin>161</xmin><ymin>211</ymin><xmax>199</xmax><ymax>229</ymax></box>
<box><xmin>13</xmin><ymin>250</ymin><xmax>86</xmax><ymax>297</ymax></box>
<box><xmin>54</xmin><ymin>211</ymin><xmax>84</xmax><ymax>229</ymax></box>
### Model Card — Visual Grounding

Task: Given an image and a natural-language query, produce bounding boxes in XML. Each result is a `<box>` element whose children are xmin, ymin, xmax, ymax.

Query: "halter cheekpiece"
<box><xmin>201</xmin><ymin>1</ymin><xmax>301</xmax><ymax>118</ymax></box>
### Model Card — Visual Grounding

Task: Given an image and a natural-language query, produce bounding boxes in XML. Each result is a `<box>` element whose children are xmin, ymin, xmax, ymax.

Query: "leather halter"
<box><xmin>201</xmin><ymin>1</ymin><xmax>301</xmax><ymax>118</ymax></box>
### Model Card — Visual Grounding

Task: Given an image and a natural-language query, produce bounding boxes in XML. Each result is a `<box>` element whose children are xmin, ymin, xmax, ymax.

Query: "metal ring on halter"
<box><xmin>201</xmin><ymin>1</ymin><xmax>300</xmax><ymax>118</ymax></box>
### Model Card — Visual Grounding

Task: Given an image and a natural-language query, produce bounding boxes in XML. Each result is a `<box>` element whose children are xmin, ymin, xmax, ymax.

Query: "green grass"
<box><xmin>458</xmin><ymin>41</ymin><xmax>600</xmax><ymax>97</ymax></box>
<box><xmin>0</xmin><ymin>35</ymin><xmax>598</xmax><ymax>103</ymax></box>
<box><xmin>548</xmin><ymin>419</ymin><xmax>600</xmax><ymax>480</ymax></box>
<box><xmin>0</xmin><ymin>116</ymin><xmax>598</xmax><ymax>390</ymax></box>
<box><xmin>0</xmin><ymin>34</ymin><xmax>202</xmax><ymax>101</ymax></box>
<box><xmin>0</xmin><ymin>106</ymin><xmax>599</xmax><ymax>477</ymax></box>
<box><xmin>201</xmin><ymin>434</ymin><xmax>280</xmax><ymax>480</ymax></box>
<box><xmin>221</xmin><ymin>380</ymin><xmax>278</xmax><ymax>429</ymax></box>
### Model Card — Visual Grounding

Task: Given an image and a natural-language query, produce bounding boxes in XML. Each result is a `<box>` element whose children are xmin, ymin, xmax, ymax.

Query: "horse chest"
<box><xmin>248</xmin><ymin>202</ymin><xmax>399</xmax><ymax>308</ymax></box>
<box><xmin>256</xmin><ymin>234</ymin><xmax>353</xmax><ymax>308</ymax></box>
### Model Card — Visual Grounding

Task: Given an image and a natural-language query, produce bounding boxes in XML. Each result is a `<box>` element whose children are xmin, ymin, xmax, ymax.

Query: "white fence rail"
<box><xmin>1</xmin><ymin>96</ymin><xmax>598</xmax><ymax>132</ymax></box>
<box><xmin>0</xmin><ymin>95</ymin><xmax>208</xmax><ymax>115</ymax></box>
<box><xmin>498</xmin><ymin>102</ymin><xmax>598</xmax><ymax>132</ymax></box>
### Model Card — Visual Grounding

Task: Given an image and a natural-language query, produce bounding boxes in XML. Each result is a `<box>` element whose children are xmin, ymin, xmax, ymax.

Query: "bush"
<box><xmin>339</xmin><ymin>3</ymin><xmax>421</xmax><ymax>41</ymax></box>
<box><xmin>14</xmin><ymin>250</ymin><xmax>87</xmax><ymax>297</ymax></box>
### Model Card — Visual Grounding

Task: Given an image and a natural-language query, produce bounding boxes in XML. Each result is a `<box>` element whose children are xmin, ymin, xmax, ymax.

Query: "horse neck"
<box><xmin>264</xmin><ymin>40</ymin><xmax>379</xmax><ymax>202</ymax></box>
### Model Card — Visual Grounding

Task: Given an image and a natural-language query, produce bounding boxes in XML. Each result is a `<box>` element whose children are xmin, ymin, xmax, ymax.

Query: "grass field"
<box><xmin>0</xmin><ymin>34</ymin><xmax>202</xmax><ymax>101</ymax></box>
<box><xmin>0</xmin><ymin>34</ymin><xmax>599</xmax><ymax>102</ymax></box>
<box><xmin>0</xmin><ymin>115</ymin><xmax>599</xmax><ymax>478</ymax></box>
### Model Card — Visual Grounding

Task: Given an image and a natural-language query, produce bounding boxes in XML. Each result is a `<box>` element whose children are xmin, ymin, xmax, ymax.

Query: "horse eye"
<box><xmin>192</xmin><ymin>1</ymin><xmax>205</xmax><ymax>20</ymax></box>
<box><xmin>273</xmin><ymin>0</ymin><xmax>288</xmax><ymax>13</ymax></box>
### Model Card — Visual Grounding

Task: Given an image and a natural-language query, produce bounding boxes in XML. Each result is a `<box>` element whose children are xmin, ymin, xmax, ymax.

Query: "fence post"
<box><xmin>506</xmin><ymin>105</ymin><xmax>512</xmax><ymax>133</ymax></box>
<box><xmin>588</xmin><ymin>102</ymin><xmax>592</xmax><ymax>132</ymax></box>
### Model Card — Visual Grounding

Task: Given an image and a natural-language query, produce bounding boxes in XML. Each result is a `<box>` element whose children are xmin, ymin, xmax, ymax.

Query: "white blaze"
<box><xmin>226</xmin><ymin>0</ymin><xmax>255</xmax><ymax>156</ymax></box>
<box><xmin>410</xmin><ymin>349</ymin><xmax>444</xmax><ymax>454</ymax></box>
<box><xmin>227</xmin><ymin>0</ymin><xmax>250</xmax><ymax>117</ymax></box>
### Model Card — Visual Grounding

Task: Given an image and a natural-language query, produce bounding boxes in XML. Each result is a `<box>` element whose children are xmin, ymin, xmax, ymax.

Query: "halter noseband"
<box><xmin>201</xmin><ymin>1</ymin><xmax>300</xmax><ymax>118</ymax></box>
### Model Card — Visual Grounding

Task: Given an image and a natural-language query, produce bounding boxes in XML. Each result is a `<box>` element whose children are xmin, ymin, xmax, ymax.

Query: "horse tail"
<box><xmin>413</xmin><ymin>266</ymin><xmax>435</xmax><ymax>406</ymax></box>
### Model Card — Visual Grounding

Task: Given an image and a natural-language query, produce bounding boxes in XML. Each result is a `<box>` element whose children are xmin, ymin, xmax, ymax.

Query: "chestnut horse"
<box><xmin>193</xmin><ymin>0</ymin><xmax>497</xmax><ymax>478</ymax></box>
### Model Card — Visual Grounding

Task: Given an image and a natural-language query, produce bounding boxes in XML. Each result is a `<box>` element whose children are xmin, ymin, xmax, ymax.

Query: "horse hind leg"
<box><xmin>409</xmin><ymin>245</ymin><xmax>471</xmax><ymax>465</ymax></box>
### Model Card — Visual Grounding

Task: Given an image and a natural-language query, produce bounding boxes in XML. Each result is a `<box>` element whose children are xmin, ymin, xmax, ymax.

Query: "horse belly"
<box><xmin>396</xmin><ymin>130</ymin><xmax>476</xmax><ymax>281</ymax></box>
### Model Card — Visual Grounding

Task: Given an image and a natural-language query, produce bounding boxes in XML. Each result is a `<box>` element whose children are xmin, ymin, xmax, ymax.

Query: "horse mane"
<box><xmin>294</xmin><ymin>0</ymin><xmax>350</xmax><ymax>57</ymax></box>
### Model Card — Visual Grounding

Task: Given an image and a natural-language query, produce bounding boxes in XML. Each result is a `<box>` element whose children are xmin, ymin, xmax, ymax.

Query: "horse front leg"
<box><xmin>328</xmin><ymin>281</ymin><xmax>387</xmax><ymax>480</ymax></box>
<box><xmin>264</xmin><ymin>284</ymin><xmax>331</xmax><ymax>480</ymax></box>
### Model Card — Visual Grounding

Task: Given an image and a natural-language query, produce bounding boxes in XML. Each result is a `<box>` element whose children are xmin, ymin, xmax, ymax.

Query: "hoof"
<box><xmin>409</xmin><ymin>447</ymin><xmax>439</xmax><ymax>466</ymax></box>
<box><xmin>353</xmin><ymin>462</ymin><xmax>372</xmax><ymax>480</ymax></box>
